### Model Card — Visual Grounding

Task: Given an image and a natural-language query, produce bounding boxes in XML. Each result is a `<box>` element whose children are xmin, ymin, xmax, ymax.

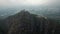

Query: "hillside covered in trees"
<box><xmin>0</xmin><ymin>10</ymin><xmax>60</xmax><ymax>34</ymax></box>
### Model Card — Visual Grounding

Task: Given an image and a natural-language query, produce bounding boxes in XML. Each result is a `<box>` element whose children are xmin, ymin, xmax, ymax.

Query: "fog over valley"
<box><xmin>0</xmin><ymin>0</ymin><xmax>60</xmax><ymax>19</ymax></box>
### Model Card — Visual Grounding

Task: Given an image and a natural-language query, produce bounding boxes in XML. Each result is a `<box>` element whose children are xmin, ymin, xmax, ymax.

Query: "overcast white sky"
<box><xmin>0</xmin><ymin>0</ymin><xmax>60</xmax><ymax>7</ymax></box>
<box><xmin>0</xmin><ymin>0</ymin><xmax>47</xmax><ymax>6</ymax></box>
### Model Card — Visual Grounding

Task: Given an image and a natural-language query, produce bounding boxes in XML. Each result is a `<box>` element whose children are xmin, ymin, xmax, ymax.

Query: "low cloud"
<box><xmin>0</xmin><ymin>0</ymin><xmax>60</xmax><ymax>7</ymax></box>
<box><xmin>0</xmin><ymin>0</ymin><xmax>48</xmax><ymax>6</ymax></box>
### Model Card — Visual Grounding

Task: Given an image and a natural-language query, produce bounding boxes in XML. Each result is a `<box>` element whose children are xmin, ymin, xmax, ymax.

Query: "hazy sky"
<box><xmin>0</xmin><ymin>0</ymin><xmax>47</xmax><ymax>6</ymax></box>
<box><xmin>0</xmin><ymin>0</ymin><xmax>60</xmax><ymax>7</ymax></box>
<box><xmin>0</xmin><ymin>0</ymin><xmax>60</xmax><ymax>17</ymax></box>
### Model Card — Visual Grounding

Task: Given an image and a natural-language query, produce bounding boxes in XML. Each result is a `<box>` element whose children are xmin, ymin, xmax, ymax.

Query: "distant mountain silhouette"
<box><xmin>4</xmin><ymin>10</ymin><xmax>57</xmax><ymax>34</ymax></box>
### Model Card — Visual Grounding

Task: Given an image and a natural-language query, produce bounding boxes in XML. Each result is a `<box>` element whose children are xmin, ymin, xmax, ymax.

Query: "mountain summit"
<box><xmin>4</xmin><ymin>10</ymin><xmax>56</xmax><ymax>34</ymax></box>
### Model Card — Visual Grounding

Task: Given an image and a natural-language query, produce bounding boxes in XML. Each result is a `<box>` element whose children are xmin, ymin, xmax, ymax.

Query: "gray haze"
<box><xmin>0</xmin><ymin>0</ymin><xmax>60</xmax><ymax>19</ymax></box>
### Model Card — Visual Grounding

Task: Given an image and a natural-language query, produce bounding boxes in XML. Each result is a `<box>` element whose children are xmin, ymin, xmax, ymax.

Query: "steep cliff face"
<box><xmin>4</xmin><ymin>10</ymin><xmax>56</xmax><ymax>34</ymax></box>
